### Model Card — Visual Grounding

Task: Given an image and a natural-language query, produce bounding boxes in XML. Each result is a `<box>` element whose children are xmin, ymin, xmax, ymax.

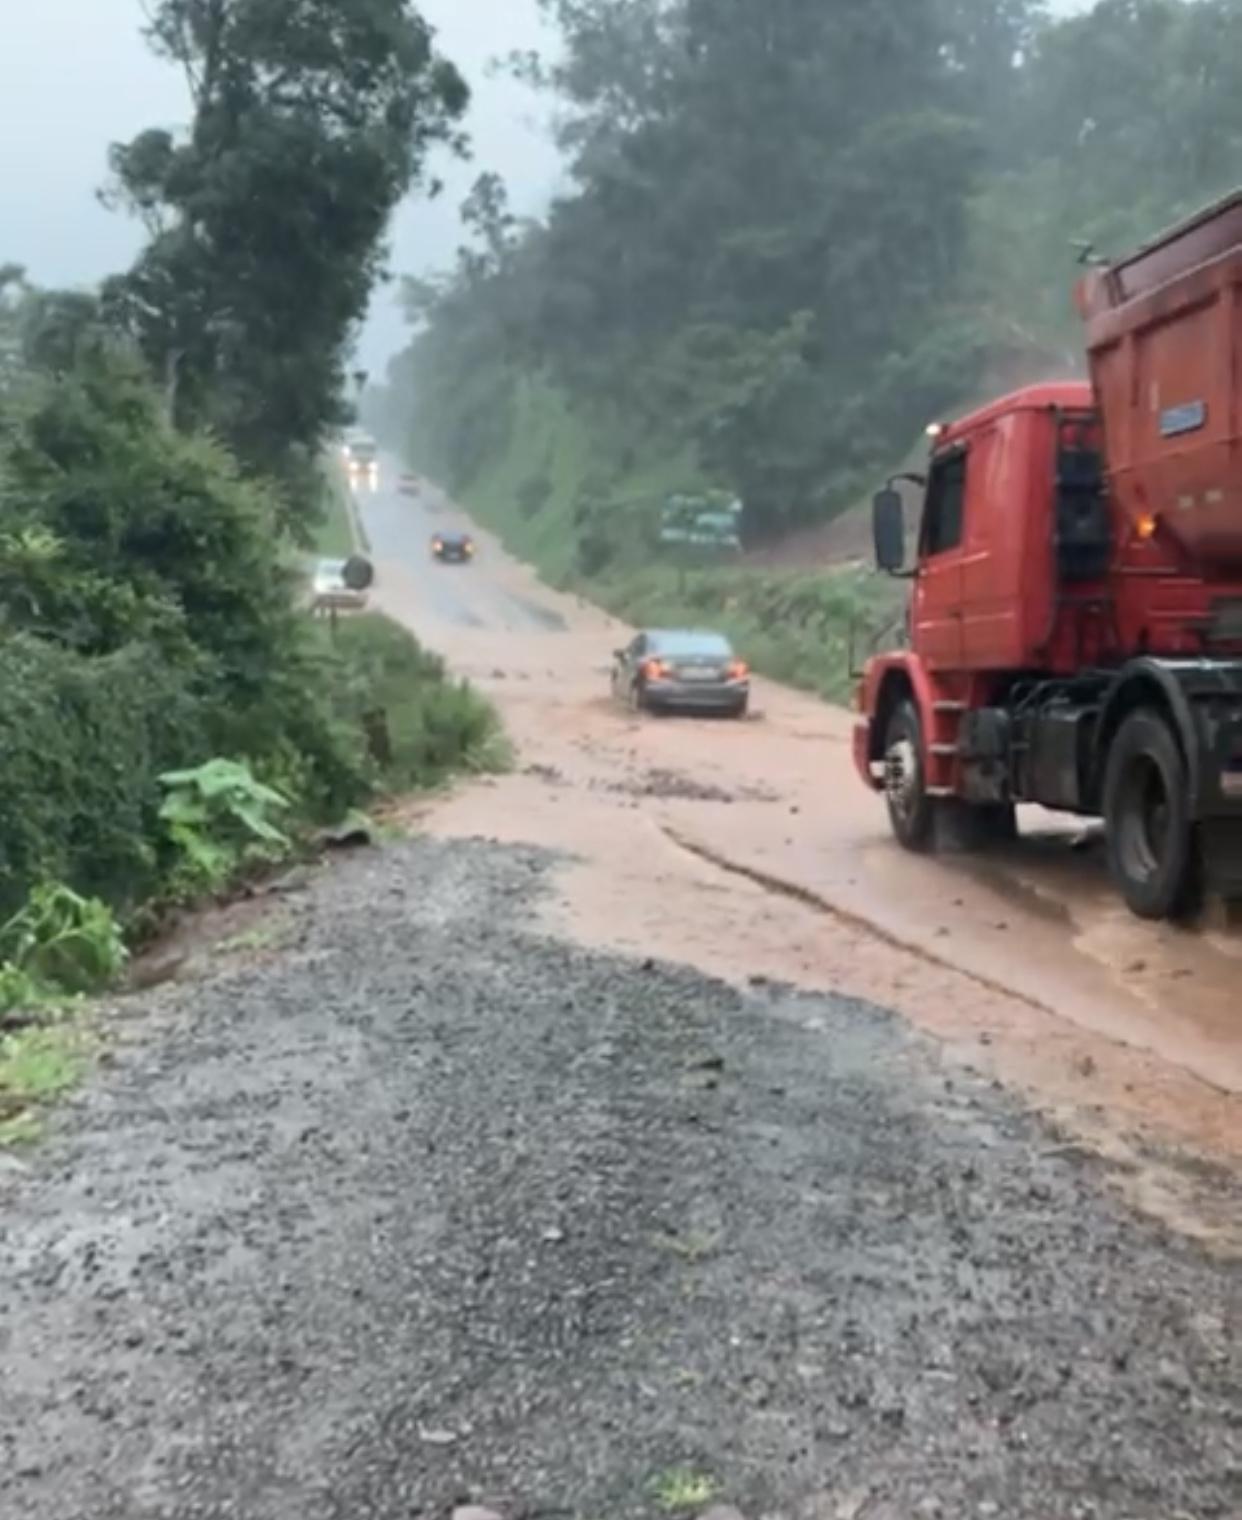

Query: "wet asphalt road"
<box><xmin>362</xmin><ymin>466</ymin><xmax>564</xmax><ymax>634</ymax></box>
<box><xmin>2</xmin><ymin>839</ymin><xmax>1239</xmax><ymax>1520</ymax></box>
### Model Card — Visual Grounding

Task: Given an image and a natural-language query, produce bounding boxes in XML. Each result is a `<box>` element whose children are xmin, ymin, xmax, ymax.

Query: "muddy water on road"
<box><xmin>363</xmin><ymin>486</ymin><xmax>1242</xmax><ymax>1242</ymax></box>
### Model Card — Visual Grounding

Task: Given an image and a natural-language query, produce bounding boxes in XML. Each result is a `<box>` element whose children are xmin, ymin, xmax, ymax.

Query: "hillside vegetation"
<box><xmin>0</xmin><ymin>3</ymin><xmax>492</xmax><ymax>1015</ymax></box>
<box><xmin>380</xmin><ymin>0</ymin><xmax>1242</xmax><ymax>695</ymax></box>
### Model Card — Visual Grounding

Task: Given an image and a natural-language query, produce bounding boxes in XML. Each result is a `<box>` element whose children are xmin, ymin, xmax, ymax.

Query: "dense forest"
<box><xmin>383</xmin><ymin>0</ymin><xmax>1242</xmax><ymax>563</ymax></box>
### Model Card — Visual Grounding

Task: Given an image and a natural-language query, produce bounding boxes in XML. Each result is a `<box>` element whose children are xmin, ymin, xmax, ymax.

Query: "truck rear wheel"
<box><xmin>1103</xmin><ymin>709</ymin><xmax>1197</xmax><ymax>920</ymax></box>
<box><xmin>883</xmin><ymin>700</ymin><xmax>934</xmax><ymax>852</ymax></box>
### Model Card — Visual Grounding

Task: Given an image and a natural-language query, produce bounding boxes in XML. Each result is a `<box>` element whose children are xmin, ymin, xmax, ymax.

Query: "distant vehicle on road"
<box><xmin>612</xmin><ymin>629</ymin><xmax>750</xmax><ymax>718</ymax></box>
<box><xmin>342</xmin><ymin>431</ymin><xmax>380</xmax><ymax>491</ymax></box>
<box><xmin>432</xmin><ymin>532</ymin><xmax>475</xmax><ymax>565</ymax></box>
<box><xmin>311</xmin><ymin>557</ymin><xmax>370</xmax><ymax>614</ymax></box>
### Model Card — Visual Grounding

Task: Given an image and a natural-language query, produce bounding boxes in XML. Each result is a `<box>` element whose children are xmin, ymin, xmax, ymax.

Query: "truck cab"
<box><xmin>854</xmin><ymin>195</ymin><xmax>1242</xmax><ymax>921</ymax></box>
<box><xmin>901</xmin><ymin>383</ymin><xmax>1106</xmax><ymax>679</ymax></box>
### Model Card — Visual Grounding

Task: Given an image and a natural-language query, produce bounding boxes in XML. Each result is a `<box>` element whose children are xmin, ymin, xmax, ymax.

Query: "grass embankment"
<box><xmin>328</xmin><ymin>614</ymin><xmax>509</xmax><ymax>788</ymax></box>
<box><xmin>417</xmin><ymin>375</ymin><xmax>903</xmax><ymax>703</ymax></box>
<box><xmin>313</xmin><ymin>465</ymin><xmax>360</xmax><ymax>558</ymax></box>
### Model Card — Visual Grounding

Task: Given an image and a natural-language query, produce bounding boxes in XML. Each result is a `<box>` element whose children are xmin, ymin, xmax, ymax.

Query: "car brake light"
<box><xmin>728</xmin><ymin>660</ymin><xmax>749</xmax><ymax>679</ymax></box>
<box><xmin>643</xmin><ymin>659</ymin><xmax>670</xmax><ymax>679</ymax></box>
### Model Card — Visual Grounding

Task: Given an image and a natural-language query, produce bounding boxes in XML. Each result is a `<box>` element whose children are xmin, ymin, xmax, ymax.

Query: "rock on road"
<box><xmin>2</xmin><ymin>840</ymin><xmax>1239</xmax><ymax>1519</ymax></box>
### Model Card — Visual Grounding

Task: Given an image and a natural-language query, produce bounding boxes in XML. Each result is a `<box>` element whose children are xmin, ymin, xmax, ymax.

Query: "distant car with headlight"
<box><xmin>343</xmin><ymin>432</ymin><xmax>380</xmax><ymax>491</ymax></box>
<box><xmin>431</xmin><ymin>532</ymin><xmax>475</xmax><ymax>565</ymax></box>
<box><xmin>611</xmin><ymin>629</ymin><xmax>750</xmax><ymax>718</ymax></box>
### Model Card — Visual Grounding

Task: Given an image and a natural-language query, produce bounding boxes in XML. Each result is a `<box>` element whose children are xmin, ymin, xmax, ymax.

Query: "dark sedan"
<box><xmin>431</xmin><ymin>532</ymin><xmax>475</xmax><ymax>564</ymax></box>
<box><xmin>611</xmin><ymin>629</ymin><xmax>750</xmax><ymax>718</ymax></box>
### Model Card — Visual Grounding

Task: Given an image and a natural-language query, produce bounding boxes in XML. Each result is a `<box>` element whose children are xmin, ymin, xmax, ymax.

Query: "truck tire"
<box><xmin>884</xmin><ymin>700</ymin><xmax>935</xmax><ymax>852</ymax></box>
<box><xmin>1103</xmin><ymin>709</ymin><xmax>1197</xmax><ymax>919</ymax></box>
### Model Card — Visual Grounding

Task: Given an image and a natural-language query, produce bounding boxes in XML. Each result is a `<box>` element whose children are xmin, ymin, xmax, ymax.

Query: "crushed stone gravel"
<box><xmin>1</xmin><ymin>838</ymin><xmax>1238</xmax><ymax>1520</ymax></box>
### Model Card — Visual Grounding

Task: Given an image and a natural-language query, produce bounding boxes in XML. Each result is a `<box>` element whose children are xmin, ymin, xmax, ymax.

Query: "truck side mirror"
<box><xmin>872</xmin><ymin>488</ymin><xmax>906</xmax><ymax>574</ymax></box>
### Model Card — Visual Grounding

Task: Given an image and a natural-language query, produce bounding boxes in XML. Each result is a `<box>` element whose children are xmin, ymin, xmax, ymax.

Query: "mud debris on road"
<box><xmin>2</xmin><ymin>839</ymin><xmax>1239</xmax><ymax>1520</ymax></box>
<box><xmin>595</xmin><ymin>768</ymin><xmax>774</xmax><ymax>805</ymax></box>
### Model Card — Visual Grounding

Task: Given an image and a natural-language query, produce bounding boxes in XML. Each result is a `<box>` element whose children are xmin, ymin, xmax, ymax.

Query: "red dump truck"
<box><xmin>855</xmin><ymin>192</ymin><xmax>1242</xmax><ymax>919</ymax></box>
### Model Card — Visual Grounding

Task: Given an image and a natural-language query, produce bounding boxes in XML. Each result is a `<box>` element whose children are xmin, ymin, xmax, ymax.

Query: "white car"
<box><xmin>311</xmin><ymin>558</ymin><xmax>369</xmax><ymax>614</ymax></box>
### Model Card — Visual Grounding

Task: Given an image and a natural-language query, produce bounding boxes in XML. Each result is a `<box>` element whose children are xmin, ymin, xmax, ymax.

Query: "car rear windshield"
<box><xmin>650</xmin><ymin>632</ymin><xmax>733</xmax><ymax>658</ymax></box>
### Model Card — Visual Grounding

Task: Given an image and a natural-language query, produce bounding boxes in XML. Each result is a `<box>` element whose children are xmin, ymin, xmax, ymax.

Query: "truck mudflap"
<box><xmin>1202</xmin><ymin>819</ymin><xmax>1242</xmax><ymax>897</ymax></box>
<box><xmin>853</xmin><ymin>718</ymin><xmax>881</xmax><ymax>791</ymax></box>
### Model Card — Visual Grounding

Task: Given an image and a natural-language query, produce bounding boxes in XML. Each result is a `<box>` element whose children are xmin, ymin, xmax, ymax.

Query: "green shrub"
<box><xmin>324</xmin><ymin>615</ymin><xmax>508</xmax><ymax>789</ymax></box>
<box><xmin>0</xmin><ymin>354</ymin><xmax>503</xmax><ymax>929</ymax></box>
<box><xmin>0</xmin><ymin>636</ymin><xmax>209</xmax><ymax>920</ymax></box>
<box><xmin>159</xmin><ymin>759</ymin><xmax>291</xmax><ymax>892</ymax></box>
<box><xmin>0</xmin><ymin>884</ymin><xmax>127</xmax><ymax>997</ymax></box>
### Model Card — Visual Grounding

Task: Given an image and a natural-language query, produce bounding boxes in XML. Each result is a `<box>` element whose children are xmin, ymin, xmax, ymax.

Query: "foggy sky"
<box><xmin>0</xmin><ymin>0</ymin><xmax>559</xmax><ymax>370</ymax></box>
<box><xmin>2</xmin><ymin>0</ymin><xmax>1089</xmax><ymax>372</ymax></box>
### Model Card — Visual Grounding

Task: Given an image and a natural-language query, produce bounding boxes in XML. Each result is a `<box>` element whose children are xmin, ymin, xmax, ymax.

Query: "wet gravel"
<box><xmin>0</xmin><ymin>838</ymin><xmax>1239</xmax><ymax>1520</ymax></box>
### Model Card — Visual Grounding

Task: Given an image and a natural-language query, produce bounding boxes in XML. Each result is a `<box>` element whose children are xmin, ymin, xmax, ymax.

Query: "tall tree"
<box><xmin>104</xmin><ymin>0</ymin><xmax>468</xmax><ymax>522</ymax></box>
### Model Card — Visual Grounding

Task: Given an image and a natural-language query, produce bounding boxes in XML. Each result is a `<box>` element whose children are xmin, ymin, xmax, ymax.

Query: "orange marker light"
<box><xmin>1136</xmin><ymin>512</ymin><xmax>1159</xmax><ymax>541</ymax></box>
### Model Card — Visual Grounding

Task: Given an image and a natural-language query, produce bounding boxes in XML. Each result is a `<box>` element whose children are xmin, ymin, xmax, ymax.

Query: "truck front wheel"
<box><xmin>883</xmin><ymin>700</ymin><xmax>935</xmax><ymax>852</ymax></box>
<box><xmin>1103</xmin><ymin>709</ymin><xmax>1197</xmax><ymax>920</ymax></box>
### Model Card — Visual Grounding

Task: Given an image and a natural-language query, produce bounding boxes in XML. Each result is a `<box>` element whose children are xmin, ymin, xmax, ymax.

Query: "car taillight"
<box><xmin>643</xmin><ymin>659</ymin><xmax>670</xmax><ymax>679</ymax></box>
<box><xmin>728</xmin><ymin>660</ymin><xmax>749</xmax><ymax>680</ymax></box>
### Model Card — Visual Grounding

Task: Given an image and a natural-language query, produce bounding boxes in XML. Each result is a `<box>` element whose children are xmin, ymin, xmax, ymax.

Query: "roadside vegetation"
<box><xmin>0</xmin><ymin>0</ymin><xmax>492</xmax><ymax>1140</ymax></box>
<box><xmin>378</xmin><ymin>0</ymin><xmax>1242</xmax><ymax>691</ymax></box>
<box><xmin>314</xmin><ymin>468</ymin><xmax>360</xmax><ymax>560</ymax></box>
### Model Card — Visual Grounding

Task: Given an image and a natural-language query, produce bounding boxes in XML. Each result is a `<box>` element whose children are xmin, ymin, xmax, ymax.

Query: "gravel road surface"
<box><xmin>3</xmin><ymin>839</ymin><xmax>1238</xmax><ymax>1520</ymax></box>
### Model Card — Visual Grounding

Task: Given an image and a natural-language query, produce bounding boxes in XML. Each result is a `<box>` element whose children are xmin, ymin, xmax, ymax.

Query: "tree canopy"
<box><xmin>392</xmin><ymin>0</ymin><xmax>1242</xmax><ymax>544</ymax></box>
<box><xmin>105</xmin><ymin>0</ymin><xmax>468</xmax><ymax>524</ymax></box>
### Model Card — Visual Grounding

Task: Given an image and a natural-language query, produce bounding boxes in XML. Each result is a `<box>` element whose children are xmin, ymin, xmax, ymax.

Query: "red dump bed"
<box><xmin>1077</xmin><ymin>191</ymin><xmax>1242</xmax><ymax>569</ymax></box>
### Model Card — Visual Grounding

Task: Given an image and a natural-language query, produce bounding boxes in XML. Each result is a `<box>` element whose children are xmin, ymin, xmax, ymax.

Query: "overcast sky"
<box><xmin>1</xmin><ymin>0</ymin><xmax>1090</xmax><ymax>372</ymax></box>
<box><xmin>0</xmin><ymin>0</ymin><xmax>560</xmax><ymax>371</ymax></box>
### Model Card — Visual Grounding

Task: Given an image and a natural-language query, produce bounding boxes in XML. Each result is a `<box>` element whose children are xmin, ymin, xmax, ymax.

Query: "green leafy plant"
<box><xmin>159</xmin><ymin>759</ymin><xmax>292</xmax><ymax>888</ymax></box>
<box><xmin>651</xmin><ymin>1468</ymin><xmax>719</xmax><ymax>1514</ymax></box>
<box><xmin>0</xmin><ymin>964</ymin><xmax>47</xmax><ymax>1017</ymax></box>
<box><xmin>0</xmin><ymin>884</ymin><xmax>128</xmax><ymax>997</ymax></box>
